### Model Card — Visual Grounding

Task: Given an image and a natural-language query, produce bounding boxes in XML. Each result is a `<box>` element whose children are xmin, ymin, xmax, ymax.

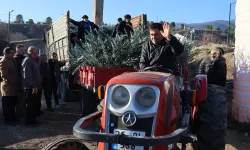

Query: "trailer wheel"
<box><xmin>80</xmin><ymin>88</ymin><xmax>98</xmax><ymax>117</ymax></box>
<box><xmin>42</xmin><ymin>139</ymin><xmax>89</xmax><ymax>150</ymax></box>
<box><xmin>194</xmin><ymin>84</ymin><xmax>227</xmax><ymax>150</ymax></box>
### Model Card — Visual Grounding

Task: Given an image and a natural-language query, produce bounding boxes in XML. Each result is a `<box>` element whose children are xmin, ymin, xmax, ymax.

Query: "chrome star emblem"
<box><xmin>122</xmin><ymin>112</ymin><xmax>137</xmax><ymax>127</ymax></box>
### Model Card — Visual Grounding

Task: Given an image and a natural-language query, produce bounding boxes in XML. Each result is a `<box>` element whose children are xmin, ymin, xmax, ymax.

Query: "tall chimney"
<box><xmin>93</xmin><ymin>0</ymin><xmax>104</xmax><ymax>25</ymax></box>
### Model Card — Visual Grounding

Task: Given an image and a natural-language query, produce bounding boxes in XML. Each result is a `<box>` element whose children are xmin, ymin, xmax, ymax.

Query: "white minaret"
<box><xmin>233</xmin><ymin>0</ymin><xmax>250</xmax><ymax>123</ymax></box>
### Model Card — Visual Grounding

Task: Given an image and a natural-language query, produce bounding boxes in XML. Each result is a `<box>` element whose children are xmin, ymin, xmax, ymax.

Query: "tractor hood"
<box><xmin>107</xmin><ymin>71</ymin><xmax>173</xmax><ymax>87</ymax></box>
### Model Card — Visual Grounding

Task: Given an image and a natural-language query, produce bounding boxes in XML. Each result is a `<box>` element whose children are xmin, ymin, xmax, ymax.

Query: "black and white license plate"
<box><xmin>111</xmin><ymin>129</ymin><xmax>145</xmax><ymax>150</ymax></box>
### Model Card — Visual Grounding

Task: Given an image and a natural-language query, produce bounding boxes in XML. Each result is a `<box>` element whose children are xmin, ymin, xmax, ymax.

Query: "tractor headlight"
<box><xmin>112</xmin><ymin>86</ymin><xmax>130</xmax><ymax>106</ymax></box>
<box><xmin>136</xmin><ymin>87</ymin><xmax>156</xmax><ymax>107</ymax></box>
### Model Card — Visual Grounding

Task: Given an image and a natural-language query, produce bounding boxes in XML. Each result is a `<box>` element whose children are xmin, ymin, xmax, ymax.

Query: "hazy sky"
<box><xmin>0</xmin><ymin>0</ymin><xmax>236</xmax><ymax>24</ymax></box>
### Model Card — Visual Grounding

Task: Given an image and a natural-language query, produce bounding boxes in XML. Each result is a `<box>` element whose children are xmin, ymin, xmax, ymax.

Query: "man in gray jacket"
<box><xmin>22</xmin><ymin>46</ymin><xmax>42</xmax><ymax>126</ymax></box>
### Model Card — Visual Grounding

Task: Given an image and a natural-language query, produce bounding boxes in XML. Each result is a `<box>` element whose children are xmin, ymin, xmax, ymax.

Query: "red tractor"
<box><xmin>71</xmin><ymin>66</ymin><xmax>227</xmax><ymax>150</ymax></box>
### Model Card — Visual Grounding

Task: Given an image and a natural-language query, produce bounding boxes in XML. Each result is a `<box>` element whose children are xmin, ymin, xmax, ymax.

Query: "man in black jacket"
<box><xmin>69</xmin><ymin>15</ymin><xmax>99</xmax><ymax>42</ymax></box>
<box><xmin>39</xmin><ymin>54</ymin><xmax>53</xmax><ymax>112</ymax></box>
<box><xmin>139</xmin><ymin>23</ymin><xmax>184</xmax><ymax>74</ymax></box>
<box><xmin>112</xmin><ymin>18</ymin><xmax>131</xmax><ymax>37</ymax></box>
<box><xmin>14</xmin><ymin>44</ymin><xmax>26</xmax><ymax>118</ymax></box>
<box><xmin>49</xmin><ymin>52</ymin><xmax>66</xmax><ymax>108</ymax></box>
<box><xmin>124</xmin><ymin>14</ymin><xmax>134</xmax><ymax>38</ymax></box>
<box><xmin>198</xmin><ymin>47</ymin><xmax>227</xmax><ymax>87</ymax></box>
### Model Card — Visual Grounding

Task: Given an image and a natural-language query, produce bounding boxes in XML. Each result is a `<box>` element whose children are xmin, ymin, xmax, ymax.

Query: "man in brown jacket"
<box><xmin>0</xmin><ymin>47</ymin><xmax>19</xmax><ymax>125</ymax></box>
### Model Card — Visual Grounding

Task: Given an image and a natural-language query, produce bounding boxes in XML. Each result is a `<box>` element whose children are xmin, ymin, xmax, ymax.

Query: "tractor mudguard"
<box><xmin>73</xmin><ymin>111</ymin><xmax>196</xmax><ymax>147</ymax></box>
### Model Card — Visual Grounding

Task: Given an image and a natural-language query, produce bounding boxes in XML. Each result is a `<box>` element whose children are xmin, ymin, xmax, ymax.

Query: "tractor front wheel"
<box><xmin>42</xmin><ymin>139</ymin><xmax>89</xmax><ymax>150</ymax></box>
<box><xmin>194</xmin><ymin>84</ymin><xmax>227</xmax><ymax>150</ymax></box>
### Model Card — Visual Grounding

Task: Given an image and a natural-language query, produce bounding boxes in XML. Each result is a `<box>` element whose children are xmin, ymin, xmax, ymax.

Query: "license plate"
<box><xmin>112</xmin><ymin>129</ymin><xmax>145</xmax><ymax>150</ymax></box>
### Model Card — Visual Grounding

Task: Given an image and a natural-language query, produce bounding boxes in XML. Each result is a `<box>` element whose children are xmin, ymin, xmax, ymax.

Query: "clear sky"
<box><xmin>0</xmin><ymin>0</ymin><xmax>236</xmax><ymax>24</ymax></box>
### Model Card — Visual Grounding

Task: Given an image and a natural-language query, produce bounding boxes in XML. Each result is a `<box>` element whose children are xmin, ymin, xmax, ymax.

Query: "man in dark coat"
<box><xmin>22</xmin><ymin>46</ymin><xmax>42</xmax><ymax>126</ymax></box>
<box><xmin>0</xmin><ymin>47</ymin><xmax>19</xmax><ymax>125</ymax></box>
<box><xmin>14</xmin><ymin>44</ymin><xmax>26</xmax><ymax>117</ymax></box>
<box><xmin>198</xmin><ymin>47</ymin><xmax>227</xmax><ymax>87</ymax></box>
<box><xmin>124</xmin><ymin>14</ymin><xmax>134</xmax><ymax>38</ymax></box>
<box><xmin>69</xmin><ymin>15</ymin><xmax>99</xmax><ymax>42</ymax></box>
<box><xmin>48</xmin><ymin>52</ymin><xmax>66</xmax><ymax>108</ymax></box>
<box><xmin>139</xmin><ymin>23</ymin><xmax>184</xmax><ymax>75</ymax></box>
<box><xmin>112</xmin><ymin>18</ymin><xmax>129</xmax><ymax>37</ymax></box>
<box><xmin>39</xmin><ymin>54</ymin><xmax>53</xmax><ymax>112</ymax></box>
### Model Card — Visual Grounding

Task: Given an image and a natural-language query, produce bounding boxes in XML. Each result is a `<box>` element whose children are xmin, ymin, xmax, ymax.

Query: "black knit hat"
<box><xmin>82</xmin><ymin>15</ymin><xmax>88</xmax><ymax>19</ymax></box>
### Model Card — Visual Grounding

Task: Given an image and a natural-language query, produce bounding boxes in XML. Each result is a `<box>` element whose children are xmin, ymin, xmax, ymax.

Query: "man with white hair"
<box><xmin>198</xmin><ymin>47</ymin><xmax>227</xmax><ymax>87</ymax></box>
<box><xmin>22</xmin><ymin>46</ymin><xmax>42</xmax><ymax>126</ymax></box>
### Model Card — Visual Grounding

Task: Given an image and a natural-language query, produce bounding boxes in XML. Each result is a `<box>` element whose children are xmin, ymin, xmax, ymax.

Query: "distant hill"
<box><xmin>175</xmin><ymin>20</ymin><xmax>235</xmax><ymax>30</ymax></box>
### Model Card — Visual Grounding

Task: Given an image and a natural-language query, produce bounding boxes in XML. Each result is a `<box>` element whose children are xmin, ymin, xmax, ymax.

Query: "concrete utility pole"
<box><xmin>8</xmin><ymin>10</ymin><xmax>14</xmax><ymax>43</ymax></box>
<box><xmin>93</xmin><ymin>0</ymin><xmax>104</xmax><ymax>25</ymax></box>
<box><xmin>227</xmin><ymin>2</ymin><xmax>236</xmax><ymax>45</ymax></box>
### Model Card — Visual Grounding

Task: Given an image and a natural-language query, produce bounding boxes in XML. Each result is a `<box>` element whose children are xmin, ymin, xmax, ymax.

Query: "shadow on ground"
<box><xmin>0</xmin><ymin>100</ymin><xmax>97</xmax><ymax>150</ymax></box>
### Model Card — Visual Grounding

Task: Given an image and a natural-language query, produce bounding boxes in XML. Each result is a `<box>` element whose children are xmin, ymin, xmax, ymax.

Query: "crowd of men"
<box><xmin>0</xmin><ymin>44</ymin><xmax>65</xmax><ymax>126</ymax></box>
<box><xmin>1</xmin><ymin>14</ymin><xmax>227</xmax><ymax>128</ymax></box>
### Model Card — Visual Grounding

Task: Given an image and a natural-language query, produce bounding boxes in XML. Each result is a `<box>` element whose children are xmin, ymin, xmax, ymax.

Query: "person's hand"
<box><xmin>32</xmin><ymin>88</ymin><xmax>38</xmax><ymax>95</ymax></box>
<box><xmin>161</xmin><ymin>23</ymin><xmax>171</xmax><ymax>41</ymax></box>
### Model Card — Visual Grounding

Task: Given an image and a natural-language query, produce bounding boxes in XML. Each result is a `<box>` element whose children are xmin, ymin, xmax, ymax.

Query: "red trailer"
<box><xmin>44</xmin><ymin>11</ymin><xmax>144</xmax><ymax>116</ymax></box>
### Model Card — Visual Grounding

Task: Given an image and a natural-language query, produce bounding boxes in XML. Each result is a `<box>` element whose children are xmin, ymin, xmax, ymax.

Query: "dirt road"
<box><xmin>0</xmin><ymin>92</ymin><xmax>250</xmax><ymax>150</ymax></box>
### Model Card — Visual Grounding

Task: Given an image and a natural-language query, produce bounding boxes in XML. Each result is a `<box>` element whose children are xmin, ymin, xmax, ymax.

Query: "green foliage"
<box><xmin>180</xmin><ymin>24</ymin><xmax>185</xmax><ymax>30</ymax></box>
<box><xmin>69</xmin><ymin>25</ymin><xmax>149</xmax><ymax>73</ymax></box>
<box><xmin>205</xmin><ymin>25</ymin><xmax>213</xmax><ymax>30</ymax></box>
<box><xmin>170</xmin><ymin>22</ymin><xmax>176</xmax><ymax>28</ymax></box>
<box><xmin>69</xmin><ymin>25</ymin><xmax>194</xmax><ymax>77</ymax></box>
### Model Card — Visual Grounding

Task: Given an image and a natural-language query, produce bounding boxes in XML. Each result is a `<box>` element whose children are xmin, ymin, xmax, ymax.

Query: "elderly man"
<box><xmin>22</xmin><ymin>46</ymin><xmax>42</xmax><ymax>126</ymax></box>
<box><xmin>198</xmin><ymin>47</ymin><xmax>227</xmax><ymax>87</ymax></box>
<box><xmin>0</xmin><ymin>47</ymin><xmax>19</xmax><ymax>125</ymax></box>
<box><xmin>14</xmin><ymin>44</ymin><xmax>26</xmax><ymax>117</ymax></box>
<box><xmin>139</xmin><ymin>23</ymin><xmax>184</xmax><ymax>74</ymax></box>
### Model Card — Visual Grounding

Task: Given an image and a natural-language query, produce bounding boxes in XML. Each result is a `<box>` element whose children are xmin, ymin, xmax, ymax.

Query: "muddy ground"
<box><xmin>0</xmin><ymin>83</ymin><xmax>250</xmax><ymax>150</ymax></box>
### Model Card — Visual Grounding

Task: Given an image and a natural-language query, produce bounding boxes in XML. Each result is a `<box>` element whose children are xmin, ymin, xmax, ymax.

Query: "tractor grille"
<box><xmin>107</xmin><ymin>113</ymin><xmax>154</xmax><ymax>150</ymax></box>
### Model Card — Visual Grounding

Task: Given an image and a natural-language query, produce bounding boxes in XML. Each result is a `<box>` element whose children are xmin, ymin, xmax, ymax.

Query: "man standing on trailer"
<box><xmin>69</xmin><ymin>15</ymin><xmax>99</xmax><ymax>42</ymax></box>
<box><xmin>124</xmin><ymin>14</ymin><xmax>134</xmax><ymax>38</ymax></box>
<box><xmin>112</xmin><ymin>18</ymin><xmax>130</xmax><ymax>38</ymax></box>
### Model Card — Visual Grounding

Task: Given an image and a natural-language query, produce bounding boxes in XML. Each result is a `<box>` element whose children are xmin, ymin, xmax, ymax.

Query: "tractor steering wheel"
<box><xmin>142</xmin><ymin>66</ymin><xmax>174</xmax><ymax>74</ymax></box>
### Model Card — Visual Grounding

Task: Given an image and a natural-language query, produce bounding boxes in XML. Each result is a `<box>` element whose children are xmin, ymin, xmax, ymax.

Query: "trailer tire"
<box><xmin>195</xmin><ymin>84</ymin><xmax>227</xmax><ymax>150</ymax></box>
<box><xmin>80</xmin><ymin>88</ymin><xmax>98</xmax><ymax>117</ymax></box>
<box><xmin>42</xmin><ymin>138</ymin><xmax>89</xmax><ymax>150</ymax></box>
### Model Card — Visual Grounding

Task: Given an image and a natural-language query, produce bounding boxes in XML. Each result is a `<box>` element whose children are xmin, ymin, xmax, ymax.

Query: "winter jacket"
<box><xmin>49</xmin><ymin>59</ymin><xmax>66</xmax><ymax>83</ymax></box>
<box><xmin>139</xmin><ymin>35</ymin><xmax>184</xmax><ymax>74</ymax></box>
<box><xmin>40</xmin><ymin>62</ymin><xmax>52</xmax><ymax>86</ymax></box>
<box><xmin>22</xmin><ymin>56</ymin><xmax>42</xmax><ymax>89</ymax></box>
<box><xmin>112</xmin><ymin>21</ymin><xmax>133</xmax><ymax>37</ymax></box>
<box><xmin>14</xmin><ymin>54</ymin><xmax>25</xmax><ymax>80</ymax></box>
<box><xmin>0</xmin><ymin>57</ymin><xmax>19</xmax><ymax>96</ymax></box>
<box><xmin>198</xmin><ymin>56</ymin><xmax>227</xmax><ymax>87</ymax></box>
<box><xmin>70</xmin><ymin>19</ymin><xmax>99</xmax><ymax>39</ymax></box>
